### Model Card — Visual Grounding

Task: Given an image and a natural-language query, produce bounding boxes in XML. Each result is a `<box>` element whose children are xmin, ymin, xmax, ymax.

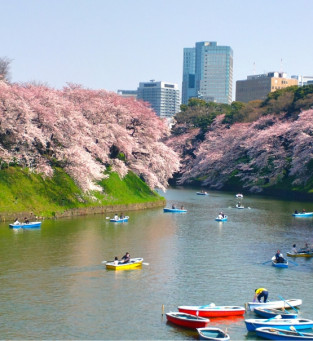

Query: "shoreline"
<box><xmin>0</xmin><ymin>199</ymin><xmax>166</xmax><ymax>222</ymax></box>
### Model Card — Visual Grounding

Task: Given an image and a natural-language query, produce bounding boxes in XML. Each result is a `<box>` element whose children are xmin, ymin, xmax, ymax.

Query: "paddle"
<box><xmin>265</xmin><ymin>315</ymin><xmax>282</xmax><ymax>322</ymax></box>
<box><xmin>288</xmin><ymin>260</ymin><xmax>299</xmax><ymax>266</ymax></box>
<box><xmin>262</xmin><ymin>260</ymin><xmax>272</xmax><ymax>265</ymax></box>
<box><xmin>290</xmin><ymin>325</ymin><xmax>304</xmax><ymax>336</ymax></box>
<box><xmin>278</xmin><ymin>295</ymin><xmax>299</xmax><ymax>313</ymax></box>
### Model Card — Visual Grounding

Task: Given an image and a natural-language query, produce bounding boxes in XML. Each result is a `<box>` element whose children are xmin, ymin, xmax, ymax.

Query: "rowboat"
<box><xmin>236</xmin><ymin>194</ymin><xmax>243</xmax><ymax>198</ymax></box>
<box><xmin>110</xmin><ymin>216</ymin><xmax>129</xmax><ymax>222</ymax></box>
<box><xmin>105</xmin><ymin>257</ymin><xmax>143</xmax><ymax>270</ymax></box>
<box><xmin>166</xmin><ymin>312</ymin><xmax>210</xmax><ymax>329</ymax></box>
<box><xmin>292</xmin><ymin>212</ymin><xmax>313</xmax><ymax>217</ymax></box>
<box><xmin>215</xmin><ymin>216</ymin><xmax>228</xmax><ymax>222</ymax></box>
<box><xmin>272</xmin><ymin>256</ymin><xmax>288</xmax><ymax>268</ymax></box>
<box><xmin>196</xmin><ymin>192</ymin><xmax>209</xmax><ymax>196</ymax></box>
<box><xmin>163</xmin><ymin>208</ymin><xmax>187</xmax><ymax>213</ymax></box>
<box><xmin>245</xmin><ymin>318</ymin><xmax>313</xmax><ymax>331</ymax></box>
<box><xmin>197</xmin><ymin>327</ymin><xmax>230</xmax><ymax>340</ymax></box>
<box><xmin>236</xmin><ymin>204</ymin><xmax>244</xmax><ymax>209</ymax></box>
<box><xmin>255</xmin><ymin>327</ymin><xmax>313</xmax><ymax>340</ymax></box>
<box><xmin>9</xmin><ymin>221</ymin><xmax>42</xmax><ymax>229</ymax></box>
<box><xmin>247</xmin><ymin>299</ymin><xmax>302</xmax><ymax>311</ymax></box>
<box><xmin>178</xmin><ymin>304</ymin><xmax>245</xmax><ymax>317</ymax></box>
<box><xmin>287</xmin><ymin>251</ymin><xmax>313</xmax><ymax>258</ymax></box>
<box><xmin>254</xmin><ymin>307</ymin><xmax>298</xmax><ymax>319</ymax></box>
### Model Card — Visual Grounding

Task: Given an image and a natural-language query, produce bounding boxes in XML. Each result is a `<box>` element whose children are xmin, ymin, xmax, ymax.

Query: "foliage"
<box><xmin>0</xmin><ymin>167</ymin><xmax>163</xmax><ymax>217</ymax></box>
<box><xmin>0</xmin><ymin>82</ymin><xmax>180</xmax><ymax>192</ymax></box>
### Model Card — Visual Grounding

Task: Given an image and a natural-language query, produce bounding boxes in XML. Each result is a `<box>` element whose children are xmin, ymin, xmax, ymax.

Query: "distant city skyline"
<box><xmin>1</xmin><ymin>0</ymin><xmax>313</xmax><ymax>101</ymax></box>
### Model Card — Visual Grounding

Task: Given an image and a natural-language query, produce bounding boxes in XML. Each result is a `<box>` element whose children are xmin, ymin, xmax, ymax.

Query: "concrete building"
<box><xmin>137</xmin><ymin>80</ymin><xmax>180</xmax><ymax>118</ymax></box>
<box><xmin>117</xmin><ymin>89</ymin><xmax>138</xmax><ymax>99</ymax></box>
<box><xmin>182</xmin><ymin>41</ymin><xmax>233</xmax><ymax>105</ymax></box>
<box><xmin>236</xmin><ymin>72</ymin><xmax>298</xmax><ymax>103</ymax></box>
<box><xmin>291</xmin><ymin>75</ymin><xmax>313</xmax><ymax>86</ymax></box>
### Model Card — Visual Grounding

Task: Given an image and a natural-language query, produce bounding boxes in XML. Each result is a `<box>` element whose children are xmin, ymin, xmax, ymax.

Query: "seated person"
<box><xmin>121</xmin><ymin>252</ymin><xmax>130</xmax><ymax>263</ymax></box>
<box><xmin>13</xmin><ymin>218</ymin><xmax>20</xmax><ymax>225</ymax></box>
<box><xmin>114</xmin><ymin>257</ymin><xmax>119</xmax><ymax>266</ymax></box>
<box><xmin>113</xmin><ymin>214</ymin><xmax>119</xmax><ymax>220</ymax></box>
<box><xmin>275</xmin><ymin>250</ymin><xmax>285</xmax><ymax>263</ymax></box>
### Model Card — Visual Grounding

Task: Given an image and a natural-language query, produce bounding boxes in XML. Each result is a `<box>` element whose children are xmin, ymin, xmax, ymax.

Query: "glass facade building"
<box><xmin>137</xmin><ymin>81</ymin><xmax>180</xmax><ymax>118</ymax></box>
<box><xmin>182</xmin><ymin>41</ymin><xmax>233</xmax><ymax>105</ymax></box>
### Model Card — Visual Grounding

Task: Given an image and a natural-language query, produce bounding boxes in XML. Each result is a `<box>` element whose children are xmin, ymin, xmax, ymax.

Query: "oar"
<box><xmin>288</xmin><ymin>260</ymin><xmax>298</xmax><ymax>266</ymax></box>
<box><xmin>290</xmin><ymin>326</ymin><xmax>304</xmax><ymax>336</ymax></box>
<box><xmin>265</xmin><ymin>315</ymin><xmax>282</xmax><ymax>322</ymax></box>
<box><xmin>262</xmin><ymin>260</ymin><xmax>272</xmax><ymax>265</ymax></box>
<box><xmin>278</xmin><ymin>295</ymin><xmax>299</xmax><ymax>313</ymax></box>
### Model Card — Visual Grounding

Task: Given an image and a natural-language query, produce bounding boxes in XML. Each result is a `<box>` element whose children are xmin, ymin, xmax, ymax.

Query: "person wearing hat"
<box><xmin>254</xmin><ymin>288</ymin><xmax>268</xmax><ymax>303</ymax></box>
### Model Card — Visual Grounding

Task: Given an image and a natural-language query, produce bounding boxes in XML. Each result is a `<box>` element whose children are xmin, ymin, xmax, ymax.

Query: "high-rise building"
<box><xmin>137</xmin><ymin>80</ymin><xmax>180</xmax><ymax>118</ymax></box>
<box><xmin>236</xmin><ymin>72</ymin><xmax>298</xmax><ymax>103</ymax></box>
<box><xmin>291</xmin><ymin>75</ymin><xmax>313</xmax><ymax>86</ymax></box>
<box><xmin>182</xmin><ymin>41</ymin><xmax>233</xmax><ymax>105</ymax></box>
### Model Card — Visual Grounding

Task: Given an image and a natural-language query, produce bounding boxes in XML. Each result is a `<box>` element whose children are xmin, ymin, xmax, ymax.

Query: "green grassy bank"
<box><xmin>0</xmin><ymin>167</ymin><xmax>164</xmax><ymax>219</ymax></box>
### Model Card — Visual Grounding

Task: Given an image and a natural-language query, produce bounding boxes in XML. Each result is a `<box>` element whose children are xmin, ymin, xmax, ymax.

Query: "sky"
<box><xmin>1</xmin><ymin>0</ymin><xmax>313</xmax><ymax>99</ymax></box>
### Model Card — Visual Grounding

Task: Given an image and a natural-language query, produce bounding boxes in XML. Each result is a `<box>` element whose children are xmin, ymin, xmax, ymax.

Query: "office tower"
<box><xmin>117</xmin><ymin>89</ymin><xmax>138</xmax><ymax>99</ymax></box>
<box><xmin>137</xmin><ymin>80</ymin><xmax>180</xmax><ymax>118</ymax></box>
<box><xmin>236</xmin><ymin>72</ymin><xmax>298</xmax><ymax>103</ymax></box>
<box><xmin>291</xmin><ymin>75</ymin><xmax>313</xmax><ymax>86</ymax></box>
<box><xmin>182</xmin><ymin>41</ymin><xmax>233</xmax><ymax>105</ymax></box>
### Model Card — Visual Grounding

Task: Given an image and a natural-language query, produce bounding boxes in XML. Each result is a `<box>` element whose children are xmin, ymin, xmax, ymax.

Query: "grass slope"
<box><xmin>0</xmin><ymin>167</ymin><xmax>163</xmax><ymax>217</ymax></box>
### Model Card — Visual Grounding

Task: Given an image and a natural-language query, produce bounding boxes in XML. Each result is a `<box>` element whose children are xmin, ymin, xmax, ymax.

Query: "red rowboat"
<box><xmin>166</xmin><ymin>312</ymin><xmax>210</xmax><ymax>329</ymax></box>
<box><xmin>178</xmin><ymin>304</ymin><xmax>245</xmax><ymax>317</ymax></box>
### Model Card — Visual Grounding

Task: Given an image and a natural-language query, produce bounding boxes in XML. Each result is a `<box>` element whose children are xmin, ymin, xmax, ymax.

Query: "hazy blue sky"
<box><xmin>1</xmin><ymin>0</ymin><xmax>312</xmax><ymax>97</ymax></box>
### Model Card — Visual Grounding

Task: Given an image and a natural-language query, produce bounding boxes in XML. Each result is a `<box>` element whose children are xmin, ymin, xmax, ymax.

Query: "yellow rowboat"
<box><xmin>105</xmin><ymin>258</ymin><xmax>143</xmax><ymax>270</ymax></box>
<box><xmin>287</xmin><ymin>252</ymin><xmax>313</xmax><ymax>258</ymax></box>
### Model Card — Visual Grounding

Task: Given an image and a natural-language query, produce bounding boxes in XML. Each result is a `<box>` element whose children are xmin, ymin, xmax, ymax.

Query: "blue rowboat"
<box><xmin>9</xmin><ymin>221</ymin><xmax>42</xmax><ymax>229</ymax></box>
<box><xmin>110</xmin><ymin>216</ymin><xmax>129</xmax><ymax>222</ymax></box>
<box><xmin>254</xmin><ymin>307</ymin><xmax>298</xmax><ymax>319</ymax></box>
<box><xmin>197</xmin><ymin>327</ymin><xmax>230</xmax><ymax>340</ymax></box>
<box><xmin>292</xmin><ymin>212</ymin><xmax>313</xmax><ymax>217</ymax></box>
<box><xmin>245</xmin><ymin>318</ymin><xmax>313</xmax><ymax>332</ymax></box>
<box><xmin>256</xmin><ymin>327</ymin><xmax>313</xmax><ymax>340</ymax></box>
<box><xmin>196</xmin><ymin>192</ymin><xmax>209</xmax><ymax>196</ymax></box>
<box><xmin>215</xmin><ymin>216</ymin><xmax>228</xmax><ymax>222</ymax></box>
<box><xmin>272</xmin><ymin>257</ymin><xmax>288</xmax><ymax>268</ymax></box>
<box><xmin>163</xmin><ymin>208</ymin><xmax>187</xmax><ymax>213</ymax></box>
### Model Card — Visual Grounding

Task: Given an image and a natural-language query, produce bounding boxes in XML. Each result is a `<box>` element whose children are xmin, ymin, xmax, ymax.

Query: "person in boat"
<box><xmin>120</xmin><ymin>213</ymin><xmax>124</xmax><ymax>219</ymax></box>
<box><xmin>114</xmin><ymin>256</ymin><xmax>119</xmax><ymax>266</ymax></box>
<box><xmin>291</xmin><ymin>244</ymin><xmax>297</xmax><ymax>254</ymax></box>
<box><xmin>121</xmin><ymin>252</ymin><xmax>130</xmax><ymax>263</ymax></box>
<box><xmin>24</xmin><ymin>217</ymin><xmax>30</xmax><ymax>224</ymax></box>
<box><xmin>13</xmin><ymin>218</ymin><xmax>20</xmax><ymax>225</ymax></box>
<box><xmin>302</xmin><ymin>208</ymin><xmax>306</xmax><ymax>213</ymax></box>
<box><xmin>172</xmin><ymin>204</ymin><xmax>176</xmax><ymax>209</ymax></box>
<box><xmin>218</xmin><ymin>213</ymin><xmax>223</xmax><ymax>219</ymax></box>
<box><xmin>294</xmin><ymin>209</ymin><xmax>298</xmax><ymax>214</ymax></box>
<box><xmin>275</xmin><ymin>249</ymin><xmax>285</xmax><ymax>263</ymax></box>
<box><xmin>114</xmin><ymin>213</ymin><xmax>119</xmax><ymax>220</ymax></box>
<box><xmin>181</xmin><ymin>205</ymin><xmax>185</xmax><ymax>210</ymax></box>
<box><xmin>254</xmin><ymin>288</ymin><xmax>268</xmax><ymax>303</ymax></box>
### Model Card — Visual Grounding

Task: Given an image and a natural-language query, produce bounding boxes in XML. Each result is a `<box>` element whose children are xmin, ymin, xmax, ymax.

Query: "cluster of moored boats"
<box><xmin>165</xmin><ymin>298</ymin><xmax>313</xmax><ymax>340</ymax></box>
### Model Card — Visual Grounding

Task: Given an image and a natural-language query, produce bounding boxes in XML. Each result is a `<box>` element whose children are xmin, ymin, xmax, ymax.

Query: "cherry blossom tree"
<box><xmin>0</xmin><ymin>82</ymin><xmax>180</xmax><ymax>192</ymax></box>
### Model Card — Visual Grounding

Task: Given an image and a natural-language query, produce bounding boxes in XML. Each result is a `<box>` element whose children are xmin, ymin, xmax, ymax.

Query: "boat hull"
<box><xmin>110</xmin><ymin>216</ymin><xmax>129</xmax><ymax>222</ymax></box>
<box><xmin>287</xmin><ymin>252</ymin><xmax>313</xmax><ymax>258</ymax></box>
<box><xmin>197</xmin><ymin>327</ymin><xmax>230</xmax><ymax>340</ymax></box>
<box><xmin>166</xmin><ymin>312</ymin><xmax>209</xmax><ymax>329</ymax></box>
<box><xmin>178</xmin><ymin>305</ymin><xmax>245</xmax><ymax>317</ymax></box>
<box><xmin>292</xmin><ymin>212</ymin><xmax>313</xmax><ymax>217</ymax></box>
<box><xmin>215</xmin><ymin>216</ymin><xmax>228</xmax><ymax>222</ymax></box>
<box><xmin>248</xmin><ymin>299</ymin><xmax>302</xmax><ymax>311</ymax></box>
<box><xmin>253</xmin><ymin>307</ymin><xmax>298</xmax><ymax>319</ymax></box>
<box><xmin>196</xmin><ymin>192</ymin><xmax>208</xmax><ymax>196</ymax></box>
<box><xmin>9</xmin><ymin>221</ymin><xmax>42</xmax><ymax>229</ymax></box>
<box><xmin>256</xmin><ymin>327</ymin><xmax>313</xmax><ymax>340</ymax></box>
<box><xmin>163</xmin><ymin>208</ymin><xmax>187</xmax><ymax>213</ymax></box>
<box><xmin>245</xmin><ymin>318</ymin><xmax>313</xmax><ymax>332</ymax></box>
<box><xmin>105</xmin><ymin>258</ymin><xmax>143</xmax><ymax>270</ymax></box>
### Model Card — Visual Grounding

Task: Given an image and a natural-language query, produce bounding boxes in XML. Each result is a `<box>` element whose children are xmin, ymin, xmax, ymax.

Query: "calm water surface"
<box><xmin>0</xmin><ymin>188</ymin><xmax>312</xmax><ymax>340</ymax></box>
